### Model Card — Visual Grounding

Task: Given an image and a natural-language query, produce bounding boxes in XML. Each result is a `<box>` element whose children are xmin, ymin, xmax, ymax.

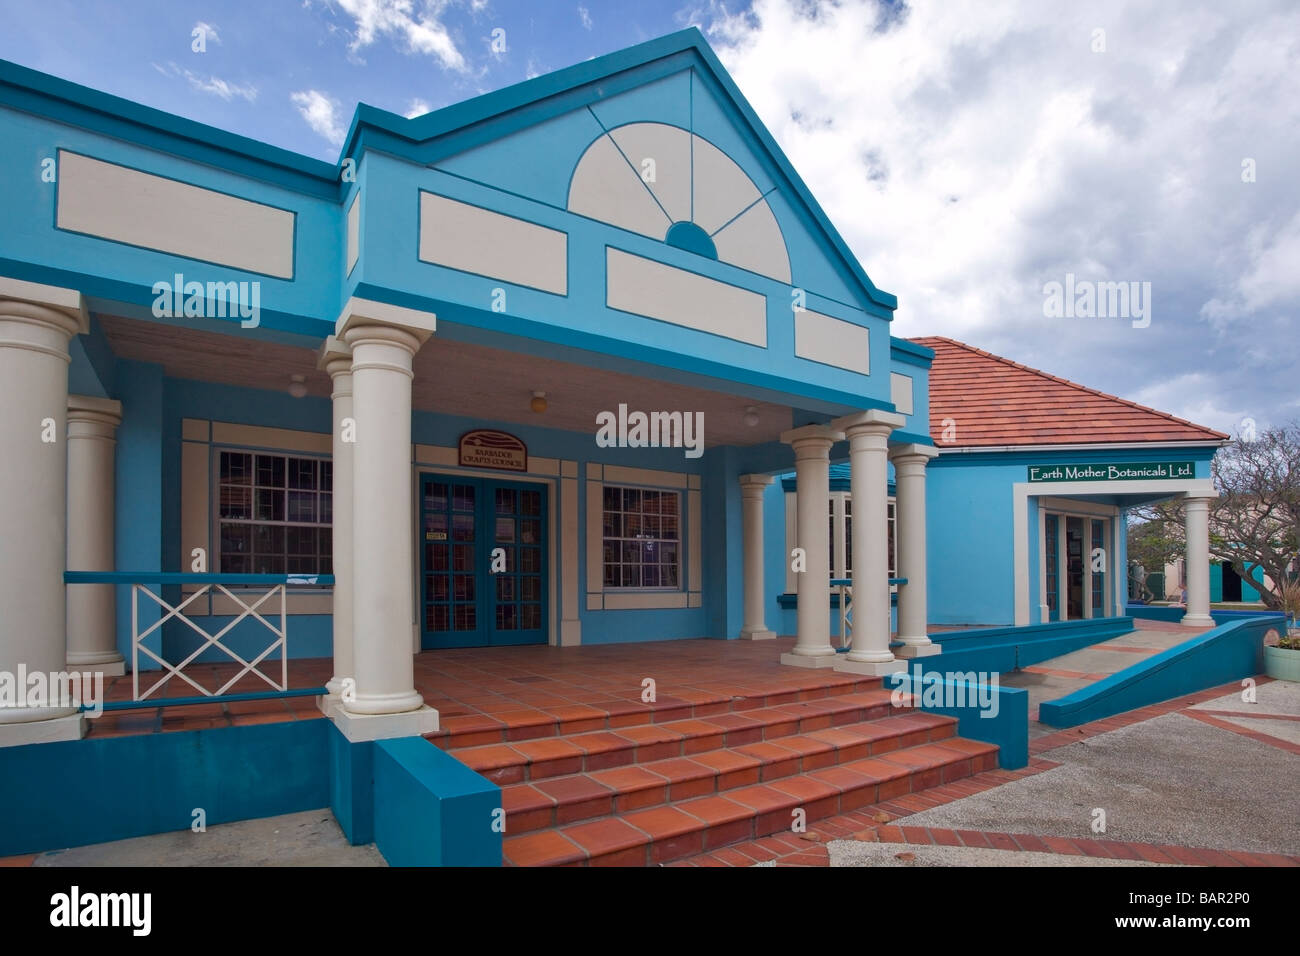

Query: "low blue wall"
<box><xmin>1038</xmin><ymin>613</ymin><xmax>1285</xmax><ymax>728</ymax></box>
<box><xmin>373</xmin><ymin>737</ymin><xmax>502</xmax><ymax>867</ymax></box>
<box><xmin>883</xmin><ymin>670</ymin><xmax>1028</xmax><ymax>770</ymax></box>
<box><xmin>329</xmin><ymin>724</ymin><xmax>502</xmax><ymax>867</ymax></box>
<box><xmin>927</xmin><ymin>616</ymin><xmax>1137</xmax><ymax>674</ymax></box>
<box><xmin>0</xmin><ymin>718</ymin><xmax>330</xmax><ymax>856</ymax></box>
<box><xmin>1126</xmin><ymin>604</ymin><xmax>1279</xmax><ymax>625</ymax></box>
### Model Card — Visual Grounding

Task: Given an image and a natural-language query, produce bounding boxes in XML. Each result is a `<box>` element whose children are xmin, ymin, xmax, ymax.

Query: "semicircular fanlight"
<box><xmin>568</xmin><ymin>121</ymin><xmax>791</xmax><ymax>283</ymax></box>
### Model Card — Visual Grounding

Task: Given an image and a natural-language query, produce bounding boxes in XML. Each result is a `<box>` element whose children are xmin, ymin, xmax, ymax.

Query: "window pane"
<box><xmin>256</xmin><ymin>455</ymin><xmax>284</xmax><ymax>488</ymax></box>
<box><xmin>221</xmin><ymin>452</ymin><xmax>251</xmax><ymax>484</ymax></box>
<box><xmin>288</xmin><ymin>491</ymin><xmax>317</xmax><ymax>523</ymax></box>
<box><xmin>288</xmin><ymin>458</ymin><xmax>316</xmax><ymax>490</ymax></box>
<box><xmin>220</xmin><ymin>485</ymin><xmax>251</xmax><ymax>520</ymax></box>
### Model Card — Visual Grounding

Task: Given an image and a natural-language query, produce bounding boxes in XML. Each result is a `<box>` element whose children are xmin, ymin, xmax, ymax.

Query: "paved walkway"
<box><xmin>673</xmin><ymin>678</ymin><xmax>1299</xmax><ymax>867</ymax></box>
<box><xmin>1</xmin><ymin>810</ymin><xmax>384</xmax><ymax>867</ymax></box>
<box><xmin>999</xmin><ymin>618</ymin><xmax>1216</xmax><ymax>736</ymax></box>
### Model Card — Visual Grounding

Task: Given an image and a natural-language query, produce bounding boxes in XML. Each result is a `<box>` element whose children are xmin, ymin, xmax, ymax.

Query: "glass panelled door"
<box><xmin>1090</xmin><ymin>519</ymin><xmax>1106</xmax><ymax>616</ymax></box>
<box><xmin>421</xmin><ymin>475</ymin><xmax>546</xmax><ymax>648</ymax></box>
<box><xmin>1065</xmin><ymin>516</ymin><xmax>1085</xmax><ymax>620</ymax></box>
<box><xmin>1044</xmin><ymin>513</ymin><xmax>1059</xmax><ymax>621</ymax></box>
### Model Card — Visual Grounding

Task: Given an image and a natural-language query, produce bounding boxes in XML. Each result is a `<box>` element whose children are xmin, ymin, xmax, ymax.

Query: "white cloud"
<box><xmin>405</xmin><ymin>98</ymin><xmax>433</xmax><ymax>118</ymax></box>
<box><xmin>151</xmin><ymin>62</ymin><xmax>257</xmax><ymax>102</ymax></box>
<box><xmin>578</xmin><ymin>5</ymin><xmax>592</xmax><ymax>30</ymax></box>
<box><xmin>193</xmin><ymin>21</ymin><xmax>221</xmax><ymax>45</ymax></box>
<box><xmin>692</xmin><ymin>0</ymin><xmax>1300</xmax><ymax>428</ymax></box>
<box><xmin>335</xmin><ymin>0</ymin><xmax>467</xmax><ymax>71</ymax></box>
<box><xmin>290</xmin><ymin>89</ymin><xmax>348</xmax><ymax>146</ymax></box>
<box><xmin>187</xmin><ymin>74</ymin><xmax>257</xmax><ymax>102</ymax></box>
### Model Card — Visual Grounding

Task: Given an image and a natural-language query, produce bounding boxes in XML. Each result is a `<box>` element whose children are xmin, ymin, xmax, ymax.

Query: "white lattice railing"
<box><xmin>830</xmin><ymin>577</ymin><xmax>909</xmax><ymax>649</ymax></box>
<box><xmin>64</xmin><ymin>572</ymin><xmax>333</xmax><ymax>701</ymax></box>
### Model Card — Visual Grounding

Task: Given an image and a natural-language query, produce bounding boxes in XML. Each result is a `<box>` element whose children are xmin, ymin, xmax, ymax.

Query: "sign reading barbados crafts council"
<box><xmin>459</xmin><ymin>429</ymin><xmax>527</xmax><ymax>472</ymax></box>
<box><xmin>1027</xmin><ymin>461</ymin><xmax>1195</xmax><ymax>482</ymax></box>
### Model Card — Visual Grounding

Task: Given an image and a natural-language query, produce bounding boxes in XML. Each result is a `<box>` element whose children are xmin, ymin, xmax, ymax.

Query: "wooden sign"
<box><xmin>459</xmin><ymin>429</ymin><xmax>527</xmax><ymax>472</ymax></box>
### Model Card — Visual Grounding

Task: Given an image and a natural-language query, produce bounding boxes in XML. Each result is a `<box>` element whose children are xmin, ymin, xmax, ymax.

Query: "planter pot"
<box><xmin>1264</xmin><ymin>644</ymin><xmax>1300</xmax><ymax>682</ymax></box>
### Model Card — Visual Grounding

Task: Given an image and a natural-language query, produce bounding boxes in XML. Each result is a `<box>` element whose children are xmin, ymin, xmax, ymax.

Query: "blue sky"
<box><xmin>1</xmin><ymin>0</ymin><xmax>1297</xmax><ymax>434</ymax></box>
<box><xmin>0</xmin><ymin>0</ymin><xmax>687</xmax><ymax>156</ymax></box>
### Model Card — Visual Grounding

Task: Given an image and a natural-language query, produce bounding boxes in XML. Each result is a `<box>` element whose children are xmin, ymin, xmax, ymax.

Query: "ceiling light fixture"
<box><xmin>288</xmin><ymin>374</ymin><xmax>308</xmax><ymax>399</ymax></box>
<box><xmin>530</xmin><ymin>390</ymin><xmax>548</xmax><ymax>414</ymax></box>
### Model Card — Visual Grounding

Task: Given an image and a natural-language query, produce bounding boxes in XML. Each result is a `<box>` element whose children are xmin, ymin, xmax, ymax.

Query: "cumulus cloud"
<box><xmin>335</xmin><ymin>0</ymin><xmax>467</xmax><ymax>71</ymax></box>
<box><xmin>578</xmin><ymin>5</ymin><xmax>592</xmax><ymax>30</ymax></box>
<box><xmin>690</xmin><ymin>0</ymin><xmax>1300</xmax><ymax>428</ymax></box>
<box><xmin>290</xmin><ymin>89</ymin><xmax>348</xmax><ymax>146</ymax></box>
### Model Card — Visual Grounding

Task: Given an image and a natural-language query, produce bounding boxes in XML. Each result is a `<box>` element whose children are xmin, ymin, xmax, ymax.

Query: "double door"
<box><xmin>419</xmin><ymin>474</ymin><xmax>546</xmax><ymax>648</ymax></box>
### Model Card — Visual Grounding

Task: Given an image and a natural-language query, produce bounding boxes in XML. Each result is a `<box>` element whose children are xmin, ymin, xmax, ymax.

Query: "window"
<box><xmin>217</xmin><ymin>450</ymin><xmax>332</xmax><ymax>575</ymax></box>
<box><xmin>827</xmin><ymin>494</ymin><xmax>894</xmax><ymax>581</ymax></box>
<box><xmin>602</xmin><ymin>485</ymin><xmax>680</xmax><ymax>589</ymax></box>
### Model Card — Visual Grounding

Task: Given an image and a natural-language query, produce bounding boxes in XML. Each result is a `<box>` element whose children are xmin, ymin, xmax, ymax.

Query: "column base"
<box><xmin>780</xmin><ymin>651</ymin><xmax>838</xmax><ymax>668</ymax></box>
<box><xmin>0</xmin><ymin>711</ymin><xmax>85</xmax><ymax>748</ymax></box>
<box><xmin>894</xmin><ymin>642</ymin><xmax>942</xmax><ymax>658</ymax></box>
<box><xmin>1180</xmin><ymin>613</ymin><xmax>1215</xmax><ymax>627</ymax></box>
<box><xmin>67</xmin><ymin>658</ymin><xmax>126</xmax><ymax>677</ymax></box>
<box><xmin>740</xmin><ymin>627</ymin><xmax>777</xmax><ymax>641</ymax></box>
<box><xmin>834</xmin><ymin>656</ymin><xmax>907</xmax><ymax>676</ymax></box>
<box><xmin>331</xmin><ymin>704</ymin><xmax>439</xmax><ymax>743</ymax></box>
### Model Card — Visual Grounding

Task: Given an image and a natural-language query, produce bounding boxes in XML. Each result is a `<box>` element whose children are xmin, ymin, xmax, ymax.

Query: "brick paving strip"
<box><xmin>1180</xmin><ymin>710</ymin><xmax>1300</xmax><ymax>755</ymax></box>
<box><xmin>675</xmin><ymin>678</ymin><xmax>1300</xmax><ymax>868</ymax></box>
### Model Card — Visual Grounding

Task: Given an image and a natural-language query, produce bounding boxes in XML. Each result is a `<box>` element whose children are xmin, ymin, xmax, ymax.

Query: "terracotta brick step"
<box><xmin>498</xmin><ymin>712</ymin><xmax>963</xmax><ymax>835</ymax></box>
<box><xmin>452</xmin><ymin>689</ymin><xmax>928</xmax><ymax>785</ymax></box>
<box><xmin>429</xmin><ymin>675</ymin><xmax>887</xmax><ymax>750</ymax></box>
<box><xmin>501</xmin><ymin>736</ymin><xmax>1001</xmax><ymax>866</ymax></box>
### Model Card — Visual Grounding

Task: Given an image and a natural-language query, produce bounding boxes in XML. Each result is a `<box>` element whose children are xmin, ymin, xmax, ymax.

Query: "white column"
<box><xmin>832</xmin><ymin>409</ymin><xmax>906</xmax><ymax>676</ymax></box>
<box><xmin>1182</xmin><ymin>495</ymin><xmax>1216</xmax><ymax>627</ymax></box>
<box><xmin>779</xmin><ymin>425</ymin><xmax>842</xmax><ymax>668</ymax></box>
<box><xmin>333</xmin><ymin>300</ymin><xmax>438</xmax><ymax>742</ymax></box>
<box><xmin>318</xmin><ymin>336</ymin><xmax>353</xmax><ymax>706</ymax></box>
<box><xmin>66</xmin><ymin>395</ymin><xmax>125</xmax><ymax>676</ymax></box>
<box><xmin>890</xmin><ymin>443</ymin><xmax>940</xmax><ymax>658</ymax></box>
<box><xmin>0</xmin><ymin>280</ymin><xmax>88</xmax><ymax>744</ymax></box>
<box><xmin>738</xmin><ymin>474</ymin><xmax>775</xmax><ymax>640</ymax></box>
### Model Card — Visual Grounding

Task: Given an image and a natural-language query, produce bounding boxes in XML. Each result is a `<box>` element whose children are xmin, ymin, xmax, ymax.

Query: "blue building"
<box><xmin>0</xmin><ymin>29</ymin><xmax>1224</xmax><ymax>758</ymax></box>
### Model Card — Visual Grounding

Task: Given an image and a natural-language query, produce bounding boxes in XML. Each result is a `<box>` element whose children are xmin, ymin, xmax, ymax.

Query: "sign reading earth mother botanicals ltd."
<box><xmin>1026</xmin><ymin>461</ymin><xmax>1195</xmax><ymax>482</ymax></box>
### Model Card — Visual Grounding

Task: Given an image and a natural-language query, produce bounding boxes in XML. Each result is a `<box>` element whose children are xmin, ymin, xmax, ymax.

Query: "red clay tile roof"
<box><xmin>907</xmin><ymin>336</ymin><xmax>1229</xmax><ymax>448</ymax></box>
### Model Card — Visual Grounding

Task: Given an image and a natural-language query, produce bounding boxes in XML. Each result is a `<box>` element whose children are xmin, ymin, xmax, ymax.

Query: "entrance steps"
<box><xmin>438</xmin><ymin>683</ymin><xmax>1000</xmax><ymax>866</ymax></box>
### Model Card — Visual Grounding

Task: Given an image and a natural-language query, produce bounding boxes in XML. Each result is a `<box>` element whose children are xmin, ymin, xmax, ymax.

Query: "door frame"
<box><xmin>412</xmin><ymin>466</ymin><xmax>557</xmax><ymax>648</ymax></box>
<box><xmin>1036</xmin><ymin>497</ymin><xmax>1120</xmax><ymax>623</ymax></box>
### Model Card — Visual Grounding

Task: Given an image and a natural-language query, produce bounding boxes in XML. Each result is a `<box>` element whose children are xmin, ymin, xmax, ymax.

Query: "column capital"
<box><xmin>1182</xmin><ymin>492</ymin><xmax>1218</xmax><ymax>504</ymax></box>
<box><xmin>780</xmin><ymin>423</ymin><xmax>843</xmax><ymax>452</ymax></box>
<box><xmin>317</xmin><ymin>334</ymin><xmax>353</xmax><ymax>378</ymax></box>
<box><xmin>335</xmin><ymin>296</ymin><xmax>436</xmax><ymax>346</ymax></box>
<box><xmin>739</xmin><ymin>473</ymin><xmax>775</xmax><ymax>492</ymax></box>
<box><xmin>0</xmin><ymin>277</ymin><xmax>89</xmax><ymax>336</ymax></box>
<box><xmin>67</xmin><ymin>395</ymin><xmax>123</xmax><ymax>431</ymax></box>
<box><xmin>831</xmin><ymin>408</ymin><xmax>905</xmax><ymax>435</ymax></box>
<box><xmin>888</xmin><ymin>442</ymin><xmax>940</xmax><ymax>463</ymax></box>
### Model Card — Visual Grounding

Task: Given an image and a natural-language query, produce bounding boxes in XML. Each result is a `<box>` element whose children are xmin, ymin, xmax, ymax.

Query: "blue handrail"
<box><xmin>65</xmin><ymin>571</ymin><xmax>335</xmax><ymax>586</ymax></box>
<box><xmin>829</xmin><ymin>577</ymin><xmax>908</xmax><ymax>587</ymax></box>
<box><xmin>89</xmin><ymin>686</ymin><xmax>329</xmax><ymax>713</ymax></box>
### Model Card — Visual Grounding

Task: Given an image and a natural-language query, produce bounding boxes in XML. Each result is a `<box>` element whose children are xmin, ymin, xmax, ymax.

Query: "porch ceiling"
<box><xmin>97</xmin><ymin>315</ymin><xmax>794</xmax><ymax>447</ymax></box>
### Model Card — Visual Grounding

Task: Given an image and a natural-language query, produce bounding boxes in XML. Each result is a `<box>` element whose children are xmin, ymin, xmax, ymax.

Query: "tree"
<box><xmin>1126</xmin><ymin>422</ymin><xmax>1299</xmax><ymax>610</ymax></box>
<box><xmin>1208</xmin><ymin>422</ymin><xmax>1300</xmax><ymax>609</ymax></box>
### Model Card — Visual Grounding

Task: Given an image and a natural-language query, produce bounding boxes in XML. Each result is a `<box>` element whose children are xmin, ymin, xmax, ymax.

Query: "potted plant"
<box><xmin>1263</xmin><ymin>579</ymin><xmax>1300</xmax><ymax>682</ymax></box>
